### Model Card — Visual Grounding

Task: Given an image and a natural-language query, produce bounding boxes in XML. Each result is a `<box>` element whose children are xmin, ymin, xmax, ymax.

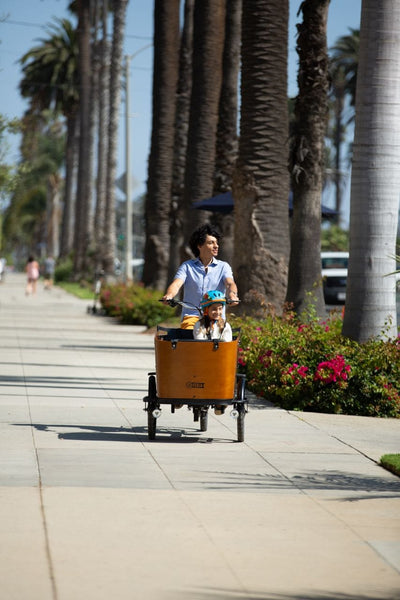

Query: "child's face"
<box><xmin>208</xmin><ymin>303</ymin><xmax>224</xmax><ymax>320</ymax></box>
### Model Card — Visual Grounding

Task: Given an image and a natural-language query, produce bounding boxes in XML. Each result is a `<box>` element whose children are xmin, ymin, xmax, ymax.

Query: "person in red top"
<box><xmin>25</xmin><ymin>256</ymin><xmax>40</xmax><ymax>295</ymax></box>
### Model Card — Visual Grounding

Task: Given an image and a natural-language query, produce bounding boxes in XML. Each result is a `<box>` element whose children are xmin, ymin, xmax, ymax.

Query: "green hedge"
<box><xmin>98</xmin><ymin>283</ymin><xmax>400</xmax><ymax>417</ymax></box>
<box><xmin>231</xmin><ymin>309</ymin><xmax>400</xmax><ymax>418</ymax></box>
<box><xmin>100</xmin><ymin>283</ymin><xmax>176</xmax><ymax>328</ymax></box>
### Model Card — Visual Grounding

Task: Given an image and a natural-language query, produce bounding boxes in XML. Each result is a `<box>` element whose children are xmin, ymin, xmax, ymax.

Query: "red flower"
<box><xmin>314</xmin><ymin>355</ymin><xmax>351</xmax><ymax>385</ymax></box>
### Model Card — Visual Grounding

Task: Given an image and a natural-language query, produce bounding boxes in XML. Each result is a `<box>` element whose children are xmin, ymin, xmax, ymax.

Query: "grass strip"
<box><xmin>56</xmin><ymin>281</ymin><xmax>94</xmax><ymax>300</ymax></box>
<box><xmin>380</xmin><ymin>454</ymin><xmax>400</xmax><ymax>477</ymax></box>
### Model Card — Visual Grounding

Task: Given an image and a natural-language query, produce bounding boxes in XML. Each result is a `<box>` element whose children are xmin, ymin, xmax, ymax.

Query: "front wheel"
<box><xmin>200</xmin><ymin>408</ymin><xmax>208</xmax><ymax>432</ymax></box>
<box><xmin>147</xmin><ymin>375</ymin><xmax>157</xmax><ymax>440</ymax></box>
<box><xmin>147</xmin><ymin>403</ymin><xmax>157</xmax><ymax>440</ymax></box>
<box><xmin>237</xmin><ymin>405</ymin><xmax>245</xmax><ymax>442</ymax></box>
<box><xmin>236</xmin><ymin>374</ymin><xmax>246</xmax><ymax>401</ymax></box>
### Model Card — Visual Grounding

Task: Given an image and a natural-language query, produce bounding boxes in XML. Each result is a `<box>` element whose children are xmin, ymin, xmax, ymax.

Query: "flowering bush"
<box><xmin>100</xmin><ymin>283</ymin><xmax>175</xmax><ymax>327</ymax></box>
<box><xmin>231</xmin><ymin>308</ymin><xmax>400</xmax><ymax>418</ymax></box>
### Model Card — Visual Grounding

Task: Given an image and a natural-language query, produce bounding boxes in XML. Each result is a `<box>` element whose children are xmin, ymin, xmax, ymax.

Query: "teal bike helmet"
<box><xmin>200</xmin><ymin>290</ymin><xmax>226</xmax><ymax>310</ymax></box>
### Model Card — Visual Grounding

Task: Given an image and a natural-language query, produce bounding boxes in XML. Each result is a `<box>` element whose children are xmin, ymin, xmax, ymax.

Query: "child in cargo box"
<box><xmin>193</xmin><ymin>290</ymin><xmax>232</xmax><ymax>342</ymax></box>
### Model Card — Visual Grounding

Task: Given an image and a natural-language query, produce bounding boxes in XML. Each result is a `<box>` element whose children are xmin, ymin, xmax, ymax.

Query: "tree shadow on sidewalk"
<box><xmin>171</xmin><ymin>588</ymin><xmax>398</xmax><ymax>600</ymax></box>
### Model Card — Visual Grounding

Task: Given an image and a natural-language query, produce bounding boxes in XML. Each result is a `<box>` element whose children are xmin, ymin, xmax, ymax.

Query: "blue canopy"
<box><xmin>193</xmin><ymin>190</ymin><xmax>338</xmax><ymax>219</ymax></box>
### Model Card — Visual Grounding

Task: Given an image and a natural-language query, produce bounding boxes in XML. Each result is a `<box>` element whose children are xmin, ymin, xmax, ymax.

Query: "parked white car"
<box><xmin>321</xmin><ymin>251</ymin><xmax>348</xmax><ymax>304</ymax></box>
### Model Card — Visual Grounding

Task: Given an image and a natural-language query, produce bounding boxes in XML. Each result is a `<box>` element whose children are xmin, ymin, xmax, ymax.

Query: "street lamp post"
<box><xmin>124</xmin><ymin>54</ymin><xmax>133</xmax><ymax>282</ymax></box>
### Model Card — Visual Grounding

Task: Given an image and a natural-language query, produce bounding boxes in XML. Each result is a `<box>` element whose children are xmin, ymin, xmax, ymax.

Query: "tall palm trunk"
<box><xmin>86</xmin><ymin>1</ymin><xmax>101</xmax><ymax>254</ymax></box>
<box><xmin>214</xmin><ymin>0</ymin><xmax>241</xmax><ymax>195</ymax></box>
<box><xmin>182</xmin><ymin>0</ymin><xmax>226</xmax><ymax>248</ymax></box>
<box><xmin>142</xmin><ymin>0</ymin><xmax>180</xmax><ymax>289</ymax></box>
<box><xmin>168</xmin><ymin>0</ymin><xmax>194</xmax><ymax>282</ymax></box>
<box><xmin>233</xmin><ymin>0</ymin><xmax>290</xmax><ymax>313</ymax></box>
<box><xmin>212</xmin><ymin>0</ymin><xmax>242</xmax><ymax>264</ymax></box>
<box><xmin>60</xmin><ymin>110</ymin><xmax>78</xmax><ymax>257</ymax></box>
<box><xmin>286</xmin><ymin>0</ymin><xmax>330</xmax><ymax>317</ymax></box>
<box><xmin>74</xmin><ymin>0</ymin><xmax>92</xmax><ymax>277</ymax></box>
<box><xmin>94</xmin><ymin>0</ymin><xmax>109</xmax><ymax>267</ymax></box>
<box><xmin>103</xmin><ymin>0</ymin><xmax>128</xmax><ymax>276</ymax></box>
<box><xmin>47</xmin><ymin>173</ymin><xmax>61</xmax><ymax>257</ymax></box>
<box><xmin>332</xmin><ymin>68</ymin><xmax>346</xmax><ymax>223</ymax></box>
<box><xmin>343</xmin><ymin>0</ymin><xmax>400</xmax><ymax>342</ymax></box>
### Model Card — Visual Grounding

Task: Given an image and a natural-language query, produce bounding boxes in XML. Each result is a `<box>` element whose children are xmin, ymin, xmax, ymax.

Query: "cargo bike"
<box><xmin>143</xmin><ymin>299</ymin><xmax>248</xmax><ymax>442</ymax></box>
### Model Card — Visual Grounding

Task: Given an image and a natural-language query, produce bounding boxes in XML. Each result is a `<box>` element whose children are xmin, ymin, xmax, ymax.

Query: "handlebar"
<box><xmin>159</xmin><ymin>298</ymin><xmax>201</xmax><ymax>313</ymax></box>
<box><xmin>160</xmin><ymin>298</ymin><xmax>240</xmax><ymax>312</ymax></box>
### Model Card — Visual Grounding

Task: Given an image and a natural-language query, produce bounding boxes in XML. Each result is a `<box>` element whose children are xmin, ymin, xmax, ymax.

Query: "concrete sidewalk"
<box><xmin>0</xmin><ymin>272</ymin><xmax>399</xmax><ymax>600</ymax></box>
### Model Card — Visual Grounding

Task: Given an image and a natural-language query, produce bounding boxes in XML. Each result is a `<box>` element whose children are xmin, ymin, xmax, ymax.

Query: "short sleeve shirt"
<box><xmin>175</xmin><ymin>258</ymin><xmax>233</xmax><ymax>318</ymax></box>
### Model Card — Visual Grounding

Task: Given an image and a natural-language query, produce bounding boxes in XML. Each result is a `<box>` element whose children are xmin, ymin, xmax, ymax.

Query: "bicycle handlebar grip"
<box><xmin>159</xmin><ymin>298</ymin><xmax>178</xmax><ymax>307</ymax></box>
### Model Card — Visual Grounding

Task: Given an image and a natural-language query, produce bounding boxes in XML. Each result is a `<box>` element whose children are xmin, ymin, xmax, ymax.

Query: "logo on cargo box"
<box><xmin>186</xmin><ymin>381</ymin><xmax>205</xmax><ymax>389</ymax></box>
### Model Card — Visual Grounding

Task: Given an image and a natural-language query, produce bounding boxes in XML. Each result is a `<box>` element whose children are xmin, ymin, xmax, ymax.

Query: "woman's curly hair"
<box><xmin>189</xmin><ymin>224</ymin><xmax>221</xmax><ymax>257</ymax></box>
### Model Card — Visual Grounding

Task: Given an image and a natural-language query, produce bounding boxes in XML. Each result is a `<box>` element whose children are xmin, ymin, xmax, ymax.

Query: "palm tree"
<box><xmin>330</xmin><ymin>28</ymin><xmax>360</xmax><ymax>114</ymax></box>
<box><xmin>329</xmin><ymin>27</ymin><xmax>360</xmax><ymax>219</ymax></box>
<box><xmin>19</xmin><ymin>18</ymin><xmax>80</xmax><ymax>258</ymax></box>
<box><xmin>233</xmin><ymin>0</ymin><xmax>290</xmax><ymax>313</ymax></box>
<box><xmin>142</xmin><ymin>0</ymin><xmax>180</xmax><ymax>289</ymax></box>
<box><xmin>286</xmin><ymin>0</ymin><xmax>330</xmax><ymax>317</ymax></box>
<box><xmin>2</xmin><ymin>113</ymin><xmax>65</xmax><ymax>261</ymax></box>
<box><xmin>342</xmin><ymin>1</ymin><xmax>399</xmax><ymax>342</ymax></box>
<box><xmin>168</xmin><ymin>0</ymin><xmax>195</xmax><ymax>282</ymax></box>
<box><xmin>103</xmin><ymin>0</ymin><xmax>128</xmax><ymax>277</ymax></box>
<box><xmin>214</xmin><ymin>0</ymin><xmax>241</xmax><ymax>195</ymax></box>
<box><xmin>328</xmin><ymin>64</ymin><xmax>347</xmax><ymax>222</ymax></box>
<box><xmin>182</xmin><ymin>0</ymin><xmax>227</xmax><ymax>247</ymax></box>
<box><xmin>212</xmin><ymin>0</ymin><xmax>242</xmax><ymax>264</ymax></box>
<box><xmin>86</xmin><ymin>0</ymin><xmax>102</xmax><ymax>248</ymax></box>
<box><xmin>93</xmin><ymin>0</ymin><xmax>110</xmax><ymax>266</ymax></box>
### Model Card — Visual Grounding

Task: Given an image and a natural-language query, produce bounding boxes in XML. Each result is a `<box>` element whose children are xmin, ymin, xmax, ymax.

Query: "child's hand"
<box><xmin>217</xmin><ymin>317</ymin><xmax>225</xmax><ymax>332</ymax></box>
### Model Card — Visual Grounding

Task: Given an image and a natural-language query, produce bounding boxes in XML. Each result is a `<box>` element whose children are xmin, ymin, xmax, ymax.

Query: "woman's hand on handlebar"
<box><xmin>161</xmin><ymin>295</ymin><xmax>176</xmax><ymax>306</ymax></box>
<box><xmin>227</xmin><ymin>295</ymin><xmax>240</xmax><ymax>306</ymax></box>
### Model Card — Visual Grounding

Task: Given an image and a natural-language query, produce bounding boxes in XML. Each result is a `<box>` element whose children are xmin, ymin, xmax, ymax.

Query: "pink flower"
<box><xmin>314</xmin><ymin>355</ymin><xmax>351</xmax><ymax>385</ymax></box>
<box><xmin>283</xmin><ymin>363</ymin><xmax>309</xmax><ymax>386</ymax></box>
<box><xmin>297</xmin><ymin>365</ymin><xmax>309</xmax><ymax>378</ymax></box>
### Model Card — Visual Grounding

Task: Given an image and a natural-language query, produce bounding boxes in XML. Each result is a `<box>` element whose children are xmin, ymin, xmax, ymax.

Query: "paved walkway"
<box><xmin>0</xmin><ymin>272</ymin><xmax>399</xmax><ymax>600</ymax></box>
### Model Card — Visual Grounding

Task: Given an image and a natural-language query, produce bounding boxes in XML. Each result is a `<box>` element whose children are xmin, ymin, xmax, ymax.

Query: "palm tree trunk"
<box><xmin>103</xmin><ymin>0</ymin><xmax>128</xmax><ymax>276</ymax></box>
<box><xmin>94</xmin><ymin>0</ymin><xmax>109</xmax><ymax>267</ymax></box>
<box><xmin>86</xmin><ymin>1</ymin><xmax>101</xmax><ymax>256</ymax></box>
<box><xmin>286</xmin><ymin>0</ymin><xmax>330</xmax><ymax>317</ymax></box>
<box><xmin>214</xmin><ymin>0</ymin><xmax>241</xmax><ymax>195</ymax></box>
<box><xmin>74</xmin><ymin>0</ymin><xmax>92</xmax><ymax>277</ymax></box>
<box><xmin>168</xmin><ymin>0</ymin><xmax>195</xmax><ymax>282</ymax></box>
<box><xmin>182</xmin><ymin>0</ymin><xmax>226</xmax><ymax>247</ymax></box>
<box><xmin>60</xmin><ymin>110</ymin><xmax>78</xmax><ymax>257</ymax></box>
<box><xmin>233</xmin><ymin>0</ymin><xmax>290</xmax><ymax>314</ymax></box>
<box><xmin>212</xmin><ymin>0</ymin><xmax>241</xmax><ymax>265</ymax></box>
<box><xmin>47</xmin><ymin>173</ymin><xmax>61</xmax><ymax>257</ymax></box>
<box><xmin>333</xmin><ymin>76</ymin><xmax>345</xmax><ymax>224</ymax></box>
<box><xmin>142</xmin><ymin>0</ymin><xmax>180</xmax><ymax>289</ymax></box>
<box><xmin>343</xmin><ymin>0</ymin><xmax>400</xmax><ymax>341</ymax></box>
